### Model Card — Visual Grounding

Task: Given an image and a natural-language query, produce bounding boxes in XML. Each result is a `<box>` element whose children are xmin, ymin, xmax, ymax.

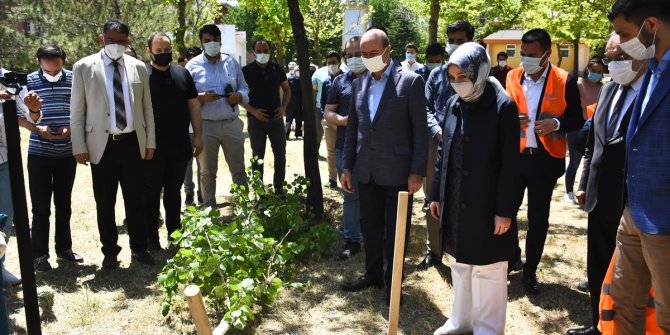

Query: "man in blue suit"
<box><xmin>607</xmin><ymin>0</ymin><xmax>670</xmax><ymax>333</ymax></box>
<box><xmin>340</xmin><ymin>27</ymin><xmax>428</xmax><ymax>304</ymax></box>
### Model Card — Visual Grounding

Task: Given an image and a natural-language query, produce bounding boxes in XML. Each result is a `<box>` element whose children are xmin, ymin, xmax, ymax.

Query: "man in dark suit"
<box><xmin>606</xmin><ymin>1</ymin><xmax>670</xmax><ymax>332</ymax></box>
<box><xmin>340</xmin><ymin>28</ymin><xmax>428</xmax><ymax>303</ymax></box>
<box><xmin>567</xmin><ymin>33</ymin><xmax>648</xmax><ymax>335</ymax></box>
<box><xmin>505</xmin><ymin>29</ymin><xmax>584</xmax><ymax>295</ymax></box>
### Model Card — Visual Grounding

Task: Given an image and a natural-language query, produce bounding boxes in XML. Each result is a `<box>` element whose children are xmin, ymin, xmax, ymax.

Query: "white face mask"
<box><xmin>346</xmin><ymin>57</ymin><xmax>366</xmax><ymax>74</ymax></box>
<box><xmin>328</xmin><ymin>64</ymin><xmax>340</xmax><ymax>75</ymax></box>
<box><xmin>362</xmin><ymin>47</ymin><xmax>388</xmax><ymax>73</ymax></box>
<box><xmin>620</xmin><ymin>21</ymin><xmax>657</xmax><ymax>60</ymax></box>
<box><xmin>426</xmin><ymin>62</ymin><xmax>442</xmax><ymax>71</ymax></box>
<box><xmin>255</xmin><ymin>53</ymin><xmax>270</xmax><ymax>64</ymax></box>
<box><xmin>446</xmin><ymin>43</ymin><xmax>461</xmax><ymax>56</ymax></box>
<box><xmin>43</xmin><ymin>71</ymin><xmax>62</xmax><ymax>83</ymax></box>
<box><xmin>608</xmin><ymin>60</ymin><xmax>640</xmax><ymax>85</ymax></box>
<box><xmin>203</xmin><ymin>41</ymin><xmax>221</xmax><ymax>57</ymax></box>
<box><xmin>521</xmin><ymin>52</ymin><xmax>547</xmax><ymax>75</ymax></box>
<box><xmin>498</xmin><ymin>61</ymin><xmax>507</xmax><ymax>68</ymax></box>
<box><xmin>104</xmin><ymin>44</ymin><xmax>126</xmax><ymax>61</ymax></box>
<box><xmin>451</xmin><ymin>81</ymin><xmax>476</xmax><ymax>101</ymax></box>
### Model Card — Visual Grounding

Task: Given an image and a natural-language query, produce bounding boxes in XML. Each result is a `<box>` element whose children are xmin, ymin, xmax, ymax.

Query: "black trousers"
<box><xmin>511</xmin><ymin>148</ymin><xmax>564</xmax><ymax>274</ymax></box>
<box><xmin>28</xmin><ymin>155</ymin><xmax>77</xmax><ymax>259</ymax></box>
<box><xmin>285</xmin><ymin>104</ymin><xmax>303</xmax><ymax>137</ymax></box>
<box><xmin>248</xmin><ymin>116</ymin><xmax>286</xmax><ymax>191</ymax></box>
<box><xmin>358</xmin><ymin>178</ymin><xmax>412</xmax><ymax>287</ymax></box>
<box><xmin>90</xmin><ymin>134</ymin><xmax>147</xmax><ymax>257</ymax></box>
<box><xmin>144</xmin><ymin>149</ymin><xmax>190</xmax><ymax>243</ymax></box>
<box><xmin>587</xmin><ymin>203</ymin><xmax>622</xmax><ymax>326</ymax></box>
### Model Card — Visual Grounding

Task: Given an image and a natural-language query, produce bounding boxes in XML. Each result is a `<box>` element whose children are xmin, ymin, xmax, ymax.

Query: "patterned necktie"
<box><xmin>112</xmin><ymin>61</ymin><xmax>127</xmax><ymax>130</ymax></box>
<box><xmin>607</xmin><ymin>85</ymin><xmax>630</xmax><ymax>140</ymax></box>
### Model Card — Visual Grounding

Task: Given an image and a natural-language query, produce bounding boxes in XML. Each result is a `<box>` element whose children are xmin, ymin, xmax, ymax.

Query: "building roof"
<box><xmin>483</xmin><ymin>29</ymin><xmax>525</xmax><ymax>43</ymax></box>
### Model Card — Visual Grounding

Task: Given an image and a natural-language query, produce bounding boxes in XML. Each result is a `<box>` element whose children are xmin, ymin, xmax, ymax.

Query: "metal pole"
<box><xmin>3</xmin><ymin>100</ymin><xmax>42</xmax><ymax>334</ymax></box>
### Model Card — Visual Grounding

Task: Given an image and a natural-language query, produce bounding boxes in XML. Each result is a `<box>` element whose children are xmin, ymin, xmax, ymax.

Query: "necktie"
<box><xmin>607</xmin><ymin>85</ymin><xmax>630</xmax><ymax>140</ymax></box>
<box><xmin>112</xmin><ymin>61</ymin><xmax>127</xmax><ymax>130</ymax></box>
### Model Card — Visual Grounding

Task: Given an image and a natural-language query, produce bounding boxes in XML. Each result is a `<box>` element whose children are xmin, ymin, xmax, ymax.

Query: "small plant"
<box><xmin>158</xmin><ymin>161</ymin><xmax>337</xmax><ymax>330</ymax></box>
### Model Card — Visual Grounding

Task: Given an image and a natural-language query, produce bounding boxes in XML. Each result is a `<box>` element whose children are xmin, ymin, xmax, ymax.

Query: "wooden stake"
<box><xmin>184</xmin><ymin>285</ymin><xmax>213</xmax><ymax>335</ymax></box>
<box><xmin>387</xmin><ymin>191</ymin><xmax>409</xmax><ymax>335</ymax></box>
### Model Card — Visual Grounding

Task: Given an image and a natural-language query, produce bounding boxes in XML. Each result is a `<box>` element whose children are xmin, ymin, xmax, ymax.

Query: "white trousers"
<box><xmin>435</xmin><ymin>256</ymin><xmax>508</xmax><ymax>335</ymax></box>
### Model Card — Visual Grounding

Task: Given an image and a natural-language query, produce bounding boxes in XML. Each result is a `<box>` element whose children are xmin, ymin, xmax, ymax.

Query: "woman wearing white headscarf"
<box><xmin>429</xmin><ymin>42</ymin><xmax>520</xmax><ymax>335</ymax></box>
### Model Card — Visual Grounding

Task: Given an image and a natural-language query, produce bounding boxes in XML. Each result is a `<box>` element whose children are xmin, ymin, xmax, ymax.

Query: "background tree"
<box><xmin>159</xmin><ymin>0</ymin><xmax>222</xmax><ymax>57</ymax></box>
<box><xmin>439</xmin><ymin>0</ymin><xmax>528</xmax><ymax>41</ymax></box>
<box><xmin>302</xmin><ymin>0</ymin><xmax>344</xmax><ymax>65</ymax></box>
<box><xmin>428</xmin><ymin>0</ymin><xmax>440</xmax><ymax>44</ymax></box>
<box><xmin>286</xmin><ymin>0</ymin><xmax>324</xmax><ymax>220</ymax></box>
<box><xmin>369</xmin><ymin>0</ymin><xmax>425</xmax><ymax>60</ymax></box>
<box><xmin>238</xmin><ymin>0</ymin><xmax>292</xmax><ymax>66</ymax></box>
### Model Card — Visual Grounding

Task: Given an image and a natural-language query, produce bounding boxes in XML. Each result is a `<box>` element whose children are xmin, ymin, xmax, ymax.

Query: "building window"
<box><xmin>559</xmin><ymin>44</ymin><xmax>570</xmax><ymax>58</ymax></box>
<box><xmin>506</xmin><ymin>44</ymin><xmax>516</xmax><ymax>57</ymax></box>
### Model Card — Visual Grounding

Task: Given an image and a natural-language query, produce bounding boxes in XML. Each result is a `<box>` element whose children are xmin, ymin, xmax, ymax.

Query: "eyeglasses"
<box><xmin>603</xmin><ymin>54</ymin><xmax>631</xmax><ymax>65</ymax></box>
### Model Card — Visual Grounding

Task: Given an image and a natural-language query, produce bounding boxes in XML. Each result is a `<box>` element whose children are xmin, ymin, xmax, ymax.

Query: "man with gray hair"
<box><xmin>340</xmin><ymin>27</ymin><xmax>428</xmax><ymax>304</ymax></box>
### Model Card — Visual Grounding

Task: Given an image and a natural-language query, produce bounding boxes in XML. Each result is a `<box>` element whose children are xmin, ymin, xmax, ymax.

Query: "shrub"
<box><xmin>157</xmin><ymin>164</ymin><xmax>337</xmax><ymax>330</ymax></box>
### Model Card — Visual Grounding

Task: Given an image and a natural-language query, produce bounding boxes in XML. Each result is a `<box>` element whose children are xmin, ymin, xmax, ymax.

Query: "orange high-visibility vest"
<box><xmin>598</xmin><ymin>250</ymin><xmax>661</xmax><ymax>334</ymax></box>
<box><xmin>586</xmin><ymin>103</ymin><xmax>596</xmax><ymax>120</ymax></box>
<box><xmin>506</xmin><ymin>66</ymin><xmax>569</xmax><ymax>158</ymax></box>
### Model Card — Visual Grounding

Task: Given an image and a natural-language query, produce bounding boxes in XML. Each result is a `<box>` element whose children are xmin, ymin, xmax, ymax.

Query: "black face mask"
<box><xmin>152</xmin><ymin>52</ymin><xmax>172</xmax><ymax>66</ymax></box>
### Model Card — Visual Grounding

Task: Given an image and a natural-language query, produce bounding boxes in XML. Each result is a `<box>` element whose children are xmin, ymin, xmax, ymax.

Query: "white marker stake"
<box><xmin>184</xmin><ymin>285</ymin><xmax>213</xmax><ymax>335</ymax></box>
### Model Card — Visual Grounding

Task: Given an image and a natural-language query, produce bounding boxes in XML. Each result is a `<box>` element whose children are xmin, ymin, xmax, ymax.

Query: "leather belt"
<box><xmin>521</xmin><ymin>147</ymin><xmax>539</xmax><ymax>155</ymax></box>
<box><xmin>109</xmin><ymin>131</ymin><xmax>135</xmax><ymax>141</ymax></box>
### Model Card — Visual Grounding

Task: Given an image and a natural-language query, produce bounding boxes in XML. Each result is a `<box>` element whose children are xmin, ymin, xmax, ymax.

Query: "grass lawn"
<box><xmin>4</xmin><ymin>117</ymin><xmax>591</xmax><ymax>334</ymax></box>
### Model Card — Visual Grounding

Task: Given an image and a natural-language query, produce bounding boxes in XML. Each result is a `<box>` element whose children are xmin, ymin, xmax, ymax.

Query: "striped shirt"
<box><xmin>17</xmin><ymin>69</ymin><xmax>73</xmax><ymax>158</ymax></box>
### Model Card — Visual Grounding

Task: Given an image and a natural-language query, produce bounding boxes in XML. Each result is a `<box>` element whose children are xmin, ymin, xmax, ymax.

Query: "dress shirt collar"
<box><xmin>101</xmin><ymin>49</ymin><xmax>125</xmax><ymax>67</ymax></box>
<box><xmin>523</xmin><ymin>64</ymin><xmax>550</xmax><ymax>84</ymax></box>
<box><xmin>648</xmin><ymin>48</ymin><xmax>670</xmax><ymax>76</ymax></box>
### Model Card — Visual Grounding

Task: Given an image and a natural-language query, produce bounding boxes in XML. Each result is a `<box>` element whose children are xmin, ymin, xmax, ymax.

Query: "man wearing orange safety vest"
<box><xmin>506</xmin><ymin>28</ymin><xmax>584</xmax><ymax>295</ymax></box>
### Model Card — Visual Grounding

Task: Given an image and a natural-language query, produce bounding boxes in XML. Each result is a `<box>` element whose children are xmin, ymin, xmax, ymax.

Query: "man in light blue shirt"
<box><xmin>185</xmin><ymin>24</ymin><xmax>250</xmax><ymax>207</ymax></box>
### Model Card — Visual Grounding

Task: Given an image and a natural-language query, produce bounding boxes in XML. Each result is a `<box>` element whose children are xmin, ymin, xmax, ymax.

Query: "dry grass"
<box><xmin>5</xmin><ymin>114</ymin><xmax>592</xmax><ymax>334</ymax></box>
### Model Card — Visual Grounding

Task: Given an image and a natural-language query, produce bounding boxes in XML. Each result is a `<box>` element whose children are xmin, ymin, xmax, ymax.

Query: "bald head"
<box><xmin>605</xmin><ymin>33</ymin><xmax>621</xmax><ymax>56</ymax></box>
<box><xmin>604</xmin><ymin>32</ymin><xmax>648</xmax><ymax>85</ymax></box>
<box><xmin>362</xmin><ymin>28</ymin><xmax>390</xmax><ymax>49</ymax></box>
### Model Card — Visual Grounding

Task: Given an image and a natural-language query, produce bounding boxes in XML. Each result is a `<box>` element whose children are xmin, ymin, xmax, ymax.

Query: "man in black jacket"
<box><xmin>567</xmin><ymin>33</ymin><xmax>648</xmax><ymax>335</ymax></box>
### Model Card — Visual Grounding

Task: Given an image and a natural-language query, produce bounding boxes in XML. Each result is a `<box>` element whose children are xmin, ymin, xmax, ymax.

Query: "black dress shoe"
<box><xmin>184</xmin><ymin>193</ymin><xmax>194</xmax><ymax>206</ymax></box>
<box><xmin>34</xmin><ymin>257</ymin><xmax>52</xmax><ymax>272</ymax></box>
<box><xmin>57</xmin><ymin>250</ymin><xmax>84</xmax><ymax>263</ymax></box>
<box><xmin>102</xmin><ymin>256</ymin><xmax>120</xmax><ymax>270</ymax></box>
<box><xmin>576</xmin><ymin>279</ymin><xmax>589</xmax><ymax>292</ymax></box>
<box><xmin>131</xmin><ymin>250</ymin><xmax>156</xmax><ymax>265</ymax></box>
<box><xmin>338</xmin><ymin>240</ymin><xmax>361</xmax><ymax>260</ymax></box>
<box><xmin>416</xmin><ymin>252</ymin><xmax>442</xmax><ymax>271</ymax></box>
<box><xmin>422</xmin><ymin>200</ymin><xmax>429</xmax><ymax>212</ymax></box>
<box><xmin>341</xmin><ymin>276</ymin><xmax>385</xmax><ymax>292</ymax></box>
<box><xmin>523</xmin><ymin>272</ymin><xmax>541</xmax><ymax>295</ymax></box>
<box><xmin>329</xmin><ymin>179</ymin><xmax>338</xmax><ymax>189</ymax></box>
<box><xmin>566</xmin><ymin>326</ymin><xmax>601</xmax><ymax>335</ymax></box>
<box><xmin>508</xmin><ymin>258</ymin><xmax>523</xmax><ymax>274</ymax></box>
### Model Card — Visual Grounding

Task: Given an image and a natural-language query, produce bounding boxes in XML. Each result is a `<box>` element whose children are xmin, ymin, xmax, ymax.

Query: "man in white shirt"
<box><xmin>400</xmin><ymin>43</ymin><xmax>423</xmax><ymax>71</ymax></box>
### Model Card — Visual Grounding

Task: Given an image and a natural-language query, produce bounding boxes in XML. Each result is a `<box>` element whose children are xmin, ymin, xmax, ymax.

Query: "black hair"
<box><xmin>325</xmin><ymin>50</ymin><xmax>341</xmax><ymax>62</ymax></box>
<box><xmin>522</xmin><ymin>29</ymin><xmax>552</xmax><ymax>51</ymax></box>
<box><xmin>405</xmin><ymin>43</ymin><xmax>418</xmax><ymax>53</ymax></box>
<box><xmin>198</xmin><ymin>24</ymin><xmax>221</xmax><ymax>40</ymax></box>
<box><xmin>583</xmin><ymin>57</ymin><xmax>605</xmax><ymax>78</ymax></box>
<box><xmin>496</xmin><ymin>51</ymin><xmax>508</xmax><ymax>60</ymax></box>
<box><xmin>366</xmin><ymin>26</ymin><xmax>390</xmax><ymax>47</ymax></box>
<box><xmin>36</xmin><ymin>44</ymin><xmax>66</xmax><ymax>61</ymax></box>
<box><xmin>447</xmin><ymin>20</ymin><xmax>475</xmax><ymax>41</ymax></box>
<box><xmin>425</xmin><ymin>43</ymin><xmax>445</xmax><ymax>57</ymax></box>
<box><xmin>147</xmin><ymin>32</ymin><xmax>171</xmax><ymax>49</ymax></box>
<box><xmin>607</xmin><ymin>0</ymin><xmax>670</xmax><ymax>24</ymax></box>
<box><xmin>186</xmin><ymin>47</ymin><xmax>202</xmax><ymax>59</ymax></box>
<box><xmin>344</xmin><ymin>36</ymin><xmax>361</xmax><ymax>51</ymax></box>
<box><xmin>178</xmin><ymin>56</ymin><xmax>187</xmax><ymax>63</ymax></box>
<box><xmin>253</xmin><ymin>39</ymin><xmax>273</xmax><ymax>53</ymax></box>
<box><xmin>103</xmin><ymin>19</ymin><xmax>130</xmax><ymax>37</ymax></box>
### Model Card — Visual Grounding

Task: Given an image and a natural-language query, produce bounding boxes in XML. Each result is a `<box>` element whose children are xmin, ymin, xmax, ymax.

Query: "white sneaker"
<box><xmin>565</xmin><ymin>192</ymin><xmax>577</xmax><ymax>204</ymax></box>
<box><xmin>3</xmin><ymin>267</ymin><xmax>21</xmax><ymax>287</ymax></box>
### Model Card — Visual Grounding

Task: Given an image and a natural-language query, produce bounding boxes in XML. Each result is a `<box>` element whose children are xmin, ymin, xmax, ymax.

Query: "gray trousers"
<box><xmin>198</xmin><ymin>119</ymin><xmax>247</xmax><ymax>207</ymax></box>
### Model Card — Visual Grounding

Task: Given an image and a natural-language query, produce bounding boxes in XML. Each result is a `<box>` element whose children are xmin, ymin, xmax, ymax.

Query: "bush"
<box><xmin>157</xmin><ymin>164</ymin><xmax>338</xmax><ymax>330</ymax></box>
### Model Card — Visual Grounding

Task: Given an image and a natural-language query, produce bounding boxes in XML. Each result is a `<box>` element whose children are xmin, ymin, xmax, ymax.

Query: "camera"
<box><xmin>0</xmin><ymin>71</ymin><xmax>28</xmax><ymax>93</ymax></box>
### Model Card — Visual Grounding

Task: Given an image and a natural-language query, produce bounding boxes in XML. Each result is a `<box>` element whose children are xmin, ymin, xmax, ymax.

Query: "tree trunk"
<box><xmin>112</xmin><ymin>0</ymin><xmax>121</xmax><ymax>18</ymax></box>
<box><xmin>287</xmin><ymin>0</ymin><xmax>324</xmax><ymax>220</ymax></box>
<box><xmin>555</xmin><ymin>42</ymin><xmax>563</xmax><ymax>68</ymax></box>
<box><xmin>175</xmin><ymin>0</ymin><xmax>187</xmax><ymax>56</ymax></box>
<box><xmin>573</xmin><ymin>36</ymin><xmax>580</xmax><ymax>77</ymax></box>
<box><xmin>428</xmin><ymin>0</ymin><xmax>440</xmax><ymax>44</ymax></box>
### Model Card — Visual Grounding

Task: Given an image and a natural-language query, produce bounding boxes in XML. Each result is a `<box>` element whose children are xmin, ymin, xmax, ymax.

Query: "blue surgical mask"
<box><xmin>406</xmin><ymin>53</ymin><xmax>415</xmax><ymax>61</ymax></box>
<box><xmin>587</xmin><ymin>72</ymin><xmax>603</xmax><ymax>83</ymax></box>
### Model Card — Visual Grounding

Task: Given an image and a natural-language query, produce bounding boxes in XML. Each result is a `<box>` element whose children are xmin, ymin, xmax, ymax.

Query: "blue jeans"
<box><xmin>335</xmin><ymin>148</ymin><xmax>361</xmax><ymax>243</ymax></box>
